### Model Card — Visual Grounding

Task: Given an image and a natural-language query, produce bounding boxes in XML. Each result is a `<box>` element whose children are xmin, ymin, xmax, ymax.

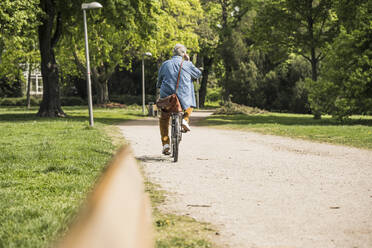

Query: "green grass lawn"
<box><xmin>0</xmin><ymin>106</ymin><xmax>216</xmax><ymax>248</ymax></box>
<box><xmin>146</xmin><ymin>181</ymin><xmax>218</xmax><ymax>248</ymax></box>
<box><xmin>200</xmin><ymin>113</ymin><xmax>372</xmax><ymax>149</ymax></box>
<box><xmin>0</xmin><ymin>106</ymin><xmax>142</xmax><ymax>247</ymax></box>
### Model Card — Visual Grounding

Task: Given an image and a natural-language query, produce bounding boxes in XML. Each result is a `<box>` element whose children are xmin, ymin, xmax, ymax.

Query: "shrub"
<box><xmin>0</xmin><ymin>97</ymin><xmax>42</xmax><ymax>106</ymax></box>
<box><xmin>206</xmin><ymin>87</ymin><xmax>222</xmax><ymax>102</ymax></box>
<box><xmin>214</xmin><ymin>101</ymin><xmax>267</xmax><ymax>115</ymax></box>
<box><xmin>0</xmin><ymin>97</ymin><xmax>87</xmax><ymax>107</ymax></box>
<box><xmin>60</xmin><ymin>97</ymin><xmax>86</xmax><ymax>106</ymax></box>
<box><xmin>304</xmin><ymin>78</ymin><xmax>357</xmax><ymax>120</ymax></box>
<box><xmin>109</xmin><ymin>94</ymin><xmax>156</xmax><ymax>105</ymax></box>
<box><xmin>0</xmin><ymin>77</ymin><xmax>23</xmax><ymax>97</ymax></box>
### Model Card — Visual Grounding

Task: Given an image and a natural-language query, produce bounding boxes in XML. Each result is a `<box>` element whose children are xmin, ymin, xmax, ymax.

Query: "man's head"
<box><xmin>173</xmin><ymin>44</ymin><xmax>187</xmax><ymax>57</ymax></box>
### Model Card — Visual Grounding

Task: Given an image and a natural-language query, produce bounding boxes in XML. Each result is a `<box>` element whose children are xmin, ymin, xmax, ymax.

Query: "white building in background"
<box><xmin>23</xmin><ymin>64</ymin><xmax>43</xmax><ymax>95</ymax></box>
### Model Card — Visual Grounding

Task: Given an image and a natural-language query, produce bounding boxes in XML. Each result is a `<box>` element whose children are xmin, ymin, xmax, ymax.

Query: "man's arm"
<box><xmin>185</xmin><ymin>62</ymin><xmax>202</xmax><ymax>80</ymax></box>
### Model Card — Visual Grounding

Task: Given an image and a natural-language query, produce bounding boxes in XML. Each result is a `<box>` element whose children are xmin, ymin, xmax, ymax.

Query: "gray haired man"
<box><xmin>156</xmin><ymin>44</ymin><xmax>202</xmax><ymax>155</ymax></box>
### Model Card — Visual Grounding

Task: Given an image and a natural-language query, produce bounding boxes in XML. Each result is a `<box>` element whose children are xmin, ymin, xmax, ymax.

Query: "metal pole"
<box><xmin>142</xmin><ymin>55</ymin><xmax>145</xmax><ymax>115</ymax></box>
<box><xmin>83</xmin><ymin>10</ymin><xmax>94</xmax><ymax>126</ymax></box>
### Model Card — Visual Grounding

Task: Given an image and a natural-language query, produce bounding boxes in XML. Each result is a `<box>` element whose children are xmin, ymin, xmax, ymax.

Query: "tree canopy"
<box><xmin>0</xmin><ymin>0</ymin><xmax>370</xmax><ymax>119</ymax></box>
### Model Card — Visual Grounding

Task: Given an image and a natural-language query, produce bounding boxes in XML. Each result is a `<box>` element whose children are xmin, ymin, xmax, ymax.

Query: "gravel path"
<box><xmin>118</xmin><ymin>111</ymin><xmax>372</xmax><ymax>248</ymax></box>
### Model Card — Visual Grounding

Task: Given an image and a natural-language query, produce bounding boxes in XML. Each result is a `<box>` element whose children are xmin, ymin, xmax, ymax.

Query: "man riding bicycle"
<box><xmin>156</xmin><ymin>44</ymin><xmax>202</xmax><ymax>155</ymax></box>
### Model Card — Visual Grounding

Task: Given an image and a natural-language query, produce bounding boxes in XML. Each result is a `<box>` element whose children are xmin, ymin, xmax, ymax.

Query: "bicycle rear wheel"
<box><xmin>173</xmin><ymin>114</ymin><xmax>180</xmax><ymax>162</ymax></box>
<box><xmin>171</xmin><ymin>114</ymin><xmax>181</xmax><ymax>162</ymax></box>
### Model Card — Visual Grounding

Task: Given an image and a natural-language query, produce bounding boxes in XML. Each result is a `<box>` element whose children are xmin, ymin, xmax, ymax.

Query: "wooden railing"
<box><xmin>56</xmin><ymin>146</ymin><xmax>153</xmax><ymax>248</ymax></box>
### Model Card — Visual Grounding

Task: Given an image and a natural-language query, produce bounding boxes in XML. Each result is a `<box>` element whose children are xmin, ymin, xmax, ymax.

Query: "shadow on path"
<box><xmin>136</xmin><ymin>155</ymin><xmax>170</xmax><ymax>163</ymax></box>
<box><xmin>118</xmin><ymin>118</ymin><xmax>158</xmax><ymax>126</ymax></box>
<box><xmin>118</xmin><ymin>111</ymin><xmax>214</xmax><ymax>127</ymax></box>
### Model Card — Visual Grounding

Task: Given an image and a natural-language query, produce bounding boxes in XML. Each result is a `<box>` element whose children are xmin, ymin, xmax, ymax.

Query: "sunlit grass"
<box><xmin>145</xmin><ymin>181</ymin><xmax>218</xmax><ymax>248</ymax></box>
<box><xmin>200</xmin><ymin>112</ymin><xmax>372</xmax><ymax>149</ymax></box>
<box><xmin>0</xmin><ymin>106</ymin><xmax>217</xmax><ymax>248</ymax></box>
<box><xmin>0</xmin><ymin>106</ymin><xmax>141</xmax><ymax>247</ymax></box>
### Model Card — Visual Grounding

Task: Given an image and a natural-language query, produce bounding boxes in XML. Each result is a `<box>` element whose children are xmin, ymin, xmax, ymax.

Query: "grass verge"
<box><xmin>0</xmin><ymin>106</ymin><xmax>141</xmax><ymax>247</ymax></box>
<box><xmin>144</xmin><ymin>181</ymin><xmax>219</xmax><ymax>248</ymax></box>
<box><xmin>200</xmin><ymin>112</ymin><xmax>372</xmax><ymax>149</ymax></box>
<box><xmin>0</xmin><ymin>106</ymin><xmax>217</xmax><ymax>248</ymax></box>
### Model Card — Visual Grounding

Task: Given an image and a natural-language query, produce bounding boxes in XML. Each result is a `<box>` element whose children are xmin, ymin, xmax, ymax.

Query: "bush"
<box><xmin>0</xmin><ymin>97</ymin><xmax>42</xmax><ymax>106</ymax></box>
<box><xmin>214</xmin><ymin>101</ymin><xmax>267</xmax><ymax>115</ymax></box>
<box><xmin>0</xmin><ymin>97</ymin><xmax>88</xmax><ymax>107</ymax></box>
<box><xmin>109</xmin><ymin>94</ymin><xmax>156</xmax><ymax>105</ymax></box>
<box><xmin>206</xmin><ymin>87</ymin><xmax>222</xmax><ymax>102</ymax></box>
<box><xmin>0</xmin><ymin>77</ymin><xmax>23</xmax><ymax>98</ymax></box>
<box><xmin>304</xmin><ymin>78</ymin><xmax>356</xmax><ymax>120</ymax></box>
<box><xmin>60</xmin><ymin>96</ymin><xmax>86</xmax><ymax>106</ymax></box>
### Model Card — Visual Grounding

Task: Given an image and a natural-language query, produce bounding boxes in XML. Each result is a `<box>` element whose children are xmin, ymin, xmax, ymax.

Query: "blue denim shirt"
<box><xmin>157</xmin><ymin>56</ymin><xmax>202</xmax><ymax>110</ymax></box>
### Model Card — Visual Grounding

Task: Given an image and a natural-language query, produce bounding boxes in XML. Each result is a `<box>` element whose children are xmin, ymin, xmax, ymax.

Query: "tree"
<box><xmin>61</xmin><ymin>0</ymin><xmax>203</xmax><ymax>104</ymax></box>
<box><xmin>214</xmin><ymin>0</ymin><xmax>255</xmax><ymax>100</ymax></box>
<box><xmin>63</xmin><ymin>0</ymin><xmax>155</xmax><ymax>104</ymax></box>
<box><xmin>148</xmin><ymin>0</ymin><xmax>203</xmax><ymax>59</ymax></box>
<box><xmin>253</xmin><ymin>0</ymin><xmax>338</xmax><ymax>82</ymax></box>
<box><xmin>0</xmin><ymin>0</ymin><xmax>39</xmax><ymax>53</ymax></box>
<box><xmin>0</xmin><ymin>0</ymin><xmax>39</xmax><ymax>98</ymax></box>
<box><xmin>197</xmin><ymin>0</ymin><xmax>220</xmax><ymax>107</ymax></box>
<box><xmin>306</xmin><ymin>0</ymin><xmax>372</xmax><ymax>119</ymax></box>
<box><xmin>37</xmin><ymin>0</ymin><xmax>67</xmax><ymax>117</ymax></box>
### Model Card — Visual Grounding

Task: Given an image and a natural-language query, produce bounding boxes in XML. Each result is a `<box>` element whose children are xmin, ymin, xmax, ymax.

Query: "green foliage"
<box><xmin>224</xmin><ymin>34</ymin><xmax>312</xmax><ymax>113</ymax></box>
<box><xmin>1</xmin><ymin>0</ymin><xmax>369</xmax><ymax>120</ymax></box>
<box><xmin>60</xmin><ymin>97</ymin><xmax>87</xmax><ymax>106</ymax></box>
<box><xmin>254</xmin><ymin>0</ymin><xmax>337</xmax><ymax>54</ymax></box>
<box><xmin>110</xmin><ymin>94</ymin><xmax>156</xmax><ymax>106</ymax></box>
<box><xmin>210</xmin><ymin>2</ymin><xmax>314</xmax><ymax>114</ymax></box>
<box><xmin>305</xmin><ymin>78</ymin><xmax>337</xmax><ymax>117</ymax></box>
<box><xmin>253</xmin><ymin>0</ymin><xmax>338</xmax><ymax>81</ymax></box>
<box><xmin>206</xmin><ymin>86</ymin><xmax>222</xmax><ymax>102</ymax></box>
<box><xmin>0</xmin><ymin>76</ymin><xmax>24</xmax><ymax>97</ymax></box>
<box><xmin>57</xmin><ymin>0</ymin><xmax>203</xmax><ymax>104</ymax></box>
<box><xmin>306</xmin><ymin>1</ymin><xmax>372</xmax><ymax>119</ymax></box>
<box><xmin>0</xmin><ymin>97</ymin><xmax>88</xmax><ymax>107</ymax></box>
<box><xmin>324</xmin><ymin>26</ymin><xmax>371</xmax><ymax>117</ymax></box>
<box><xmin>0</xmin><ymin>0</ymin><xmax>39</xmax><ymax>39</ymax></box>
<box><xmin>0</xmin><ymin>0</ymin><xmax>40</xmax><ymax>96</ymax></box>
<box><xmin>149</xmin><ymin>0</ymin><xmax>203</xmax><ymax>59</ymax></box>
<box><xmin>0</xmin><ymin>97</ymin><xmax>41</xmax><ymax>106</ymax></box>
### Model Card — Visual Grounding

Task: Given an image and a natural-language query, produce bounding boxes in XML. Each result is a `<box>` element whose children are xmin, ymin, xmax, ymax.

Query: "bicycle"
<box><xmin>170</xmin><ymin>112</ymin><xmax>183</xmax><ymax>162</ymax></box>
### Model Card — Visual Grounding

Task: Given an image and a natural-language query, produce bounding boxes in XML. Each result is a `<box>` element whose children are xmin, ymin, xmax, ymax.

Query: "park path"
<box><xmin>118</xmin><ymin>111</ymin><xmax>372</xmax><ymax>248</ymax></box>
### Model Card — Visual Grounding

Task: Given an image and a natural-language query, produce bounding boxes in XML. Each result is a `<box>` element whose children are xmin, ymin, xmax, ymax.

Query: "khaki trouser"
<box><xmin>159</xmin><ymin>107</ymin><xmax>193</xmax><ymax>146</ymax></box>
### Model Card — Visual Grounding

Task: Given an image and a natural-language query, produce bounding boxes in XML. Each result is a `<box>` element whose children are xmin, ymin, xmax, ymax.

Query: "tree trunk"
<box><xmin>37</xmin><ymin>0</ymin><xmax>65</xmax><ymax>117</ymax></box>
<box><xmin>26</xmin><ymin>63</ymin><xmax>32</xmax><ymax>109</ymax></box>
<box><xmin>91</xmin><ymin>72</ymin><xmax>110</xmax><ymax>104</ymax></box>
<box><xmin>307</xmin><ymin>10</ymin><xmax>320</xmax><ymax>119</ymax></box>
<box><xmin>310</xmin><ymin>53</ymin><xmax>321</xmax><ymax>119</ymax></box>
<box><xmin>310</xmin><ymin>48</ymin><xmax>318</xmax><ymax>82</ymax></box>
<box><xmin>199</xmin><ymin>56</ymin><xmax>213</xmax><ymax>108</ymax></box>
<box><xmin>98</xmin><ymin>79</ymin><xmax>109</xmax><ymax>104</ymax></box>
<box><xmin>219</xmin><ymin>0</ymin><xmax>232</xmax><ymax>103</ymax></box>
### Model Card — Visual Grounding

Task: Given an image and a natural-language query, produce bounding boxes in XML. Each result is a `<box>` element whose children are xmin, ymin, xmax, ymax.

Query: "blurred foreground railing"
<box><xmin>56</xmin><ymin>146</ymin><xmax>153</xmax><ymax>248</ymax></box>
